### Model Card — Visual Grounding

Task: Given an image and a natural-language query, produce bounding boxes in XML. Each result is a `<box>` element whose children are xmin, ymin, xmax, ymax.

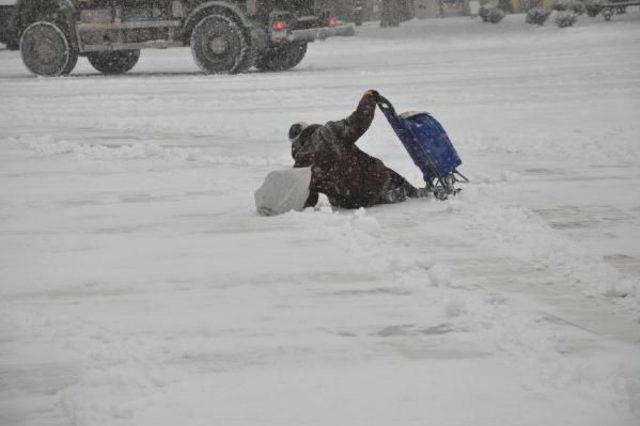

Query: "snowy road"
<box><xmin>1</xmin><ymin>13</ymin><xmax>640</xmax><ymax>426</ymax></box>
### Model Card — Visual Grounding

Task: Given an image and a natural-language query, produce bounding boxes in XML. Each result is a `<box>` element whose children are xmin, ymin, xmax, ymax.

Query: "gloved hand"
<box><xmin>364</xmin><ymin>89</ymin><xmax>381</xmax><ymax>102</ymax></box>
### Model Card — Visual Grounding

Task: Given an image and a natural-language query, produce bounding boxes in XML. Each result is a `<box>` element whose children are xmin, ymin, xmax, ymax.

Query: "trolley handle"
<box><xmin>375</xmin><ymin>94</ymin><xmax>397</xmax><ymax>116</ymax></box>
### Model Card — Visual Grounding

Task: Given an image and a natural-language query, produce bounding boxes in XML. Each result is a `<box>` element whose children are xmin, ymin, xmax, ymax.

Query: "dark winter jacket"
<box><xmin>292</xmin><ymin>93</ymin><xmax>416</xmax><ymax>209</ymax></box>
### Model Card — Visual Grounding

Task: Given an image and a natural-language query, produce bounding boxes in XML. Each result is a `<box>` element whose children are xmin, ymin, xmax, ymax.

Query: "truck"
<box><xmin>0</xmin><ymin>0</ymin><xmax>355</xmax><ymax>76</ymax></box>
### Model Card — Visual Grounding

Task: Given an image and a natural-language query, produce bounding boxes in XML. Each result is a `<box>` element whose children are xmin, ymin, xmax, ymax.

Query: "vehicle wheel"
<box><xmin>190</xmin><ymin>15</ymin><xmax>249</xmax><ymax>74</ymax></box>
<box><xmin>585</xmin><ymin>5</ymin><xmax>601</xmax><ymax>17</ymax></box>
<box><xmin>20</xmin><ymin>21</ymin><xmax>77</xmax><ymax>76</ymax></box>
<box><xmin>255</xmin><ymin>42</ymin><xmax>307</xmax><ymax>72</ymax></box>
<box><xmin>87</xmin><ymin>50</ymin><xmax>140</xmax><ymax>74</ymax></box>
<box><xmin>62</xmin><ymin>51</ymin><xmax>78</xmax><ymax>75</ymax></box>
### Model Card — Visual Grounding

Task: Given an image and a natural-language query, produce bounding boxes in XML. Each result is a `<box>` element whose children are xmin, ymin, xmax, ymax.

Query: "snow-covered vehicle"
<box><xmin>0</xmin><ymin>0</ymin><xmax>355</xmax><ymax>76</ymax></box>
<box><xmin>599</xmin><ymin>0</ymin><xmax>640</xmax><ymax>20</ymax></box>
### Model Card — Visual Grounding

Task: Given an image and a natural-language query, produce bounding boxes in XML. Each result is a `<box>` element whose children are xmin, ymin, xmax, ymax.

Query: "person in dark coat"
<box><xmin>288</xmin><ymin>90</ymin><xmax>425</xmax><ymax>209</ymax></box>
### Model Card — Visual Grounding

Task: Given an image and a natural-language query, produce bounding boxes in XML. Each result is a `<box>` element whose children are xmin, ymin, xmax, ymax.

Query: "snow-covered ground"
<box><xmin>2</xmin><ymin>12</ymin><xmax>640</xmax><ymax>426</ymax></box>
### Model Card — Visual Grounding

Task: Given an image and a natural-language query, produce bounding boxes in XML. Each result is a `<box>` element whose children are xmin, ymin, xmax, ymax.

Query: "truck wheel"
<box><xmin>87</xmin><ymin>50</ymin><xmax>141</xmax><ymax>75</ymax></box>
<box><xmin>20</xmin><ymin>21</ymin><xmax>77</xmax><ymax>76</ymax></box>
<box><xmin>255</xmin><ymin>42</ymin><xmax>308</xmax><ymax>72</ymax></box>
<box><xmin>190</xmin><ymin>15</ymin><xmax>249</xmax><ymax>74</ymax></box>
<box><xmin>61</xmin><ymin>51</ymin><xmax>78</xmax><ymax>75</ymax></box>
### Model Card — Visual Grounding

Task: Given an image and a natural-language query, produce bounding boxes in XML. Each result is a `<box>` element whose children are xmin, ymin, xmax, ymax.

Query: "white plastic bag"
<box><xmin>254</xmin><ymin>167</ymin><xmax>312</xmax><ymax>216</ymax></box>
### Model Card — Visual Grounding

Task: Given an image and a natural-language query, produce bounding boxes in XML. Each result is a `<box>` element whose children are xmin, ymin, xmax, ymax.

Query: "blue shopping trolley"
<box><xmin>376</xmin><ymin>95</ymin><xmax>468</xmax><ymax>200</ymax></box>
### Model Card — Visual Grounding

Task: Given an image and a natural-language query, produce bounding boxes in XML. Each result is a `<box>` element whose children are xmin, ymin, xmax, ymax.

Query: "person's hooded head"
<box><xmin>288</xmin><ymin>121</ymin><xmax>321</xmax><ymax>166</ymax></box>
<box><xmin>288</xmin><ymin>122</ymin><xmax>309</xmax><ymax>143</ymax></box>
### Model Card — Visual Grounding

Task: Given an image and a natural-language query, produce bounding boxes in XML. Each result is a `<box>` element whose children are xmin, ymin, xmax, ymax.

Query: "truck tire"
<box><xmin>190</xmin><ymin>14</ymin><xmax>249</xmax><ymax>74</ymax></box>
<box><xmin>87</xmin><ymin>50</ymin><xmax>141</xmax><ymax>75</ymax></box>
<box><xmin>20</xmin><ymin>21</ymin><xmax>77</xmax><ymax>76</ymax></box>
<box><xmin>255</xmin><ymin>42</ymin><xmax>307</xmax><ymax>72</ymax></box>
<box><xmin>61</xmin><ymin>50</ymin><xmax>78</xmax><ymax>75</ymax></box>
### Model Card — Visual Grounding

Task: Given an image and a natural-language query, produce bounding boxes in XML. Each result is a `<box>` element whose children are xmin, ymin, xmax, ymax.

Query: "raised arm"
<box><xmin>324</xmin><ymin>90</ymin><xmax>378</xmax><ymax>146</ymax></box>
